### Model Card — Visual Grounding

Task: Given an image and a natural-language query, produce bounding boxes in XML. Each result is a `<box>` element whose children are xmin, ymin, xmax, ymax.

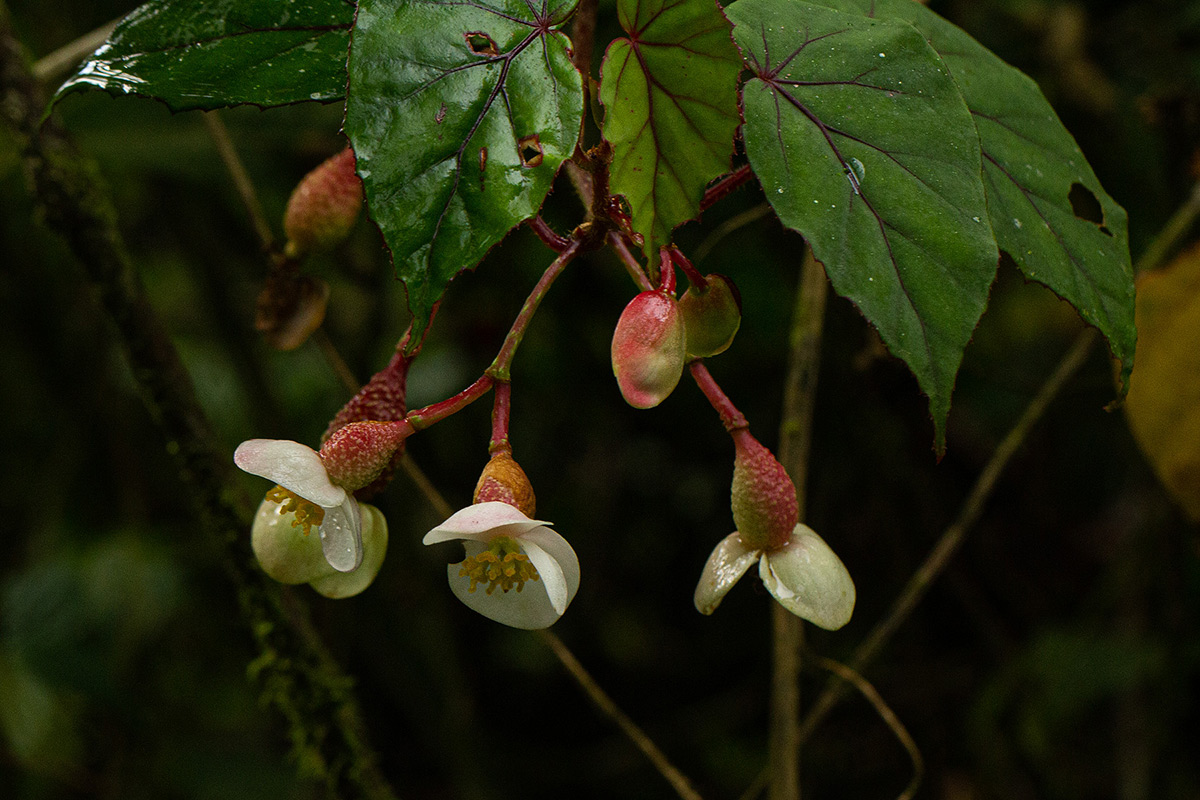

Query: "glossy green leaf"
<box><xmin>345</xmin><ymin>0</ymin><xmax>583</xmax><ymax>337</ymax></box>
<box><xmin>812</xmin><ymin>0</ymin><xmax>1136</xmax><ymax>395</ymax></box>
<box><xmin>729</xmin><ymin>0</ymin><xmax>997</xmax><ymax>447</ymax></box>
<box><xmin>599</xmin><ymin>0</ymin><xmax>741</xmax><ymax>257</ymax></box>
<box><xmin>54</xmin><ymin>0</ymin><xmax>354</xmax><ymax>111</ymax></box>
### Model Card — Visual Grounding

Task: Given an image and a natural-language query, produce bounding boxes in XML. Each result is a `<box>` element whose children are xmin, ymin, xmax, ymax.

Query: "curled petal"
<box><xmin>319</xmin><ymin>494</ymin><xmax>363</xmax><ymax>572</ymax></box>
<box><xmin>760</xmin><ymin>524</ymin><xmax>856</xmax><ymax>630</ymax></box>
<box><xmin>520</xmin><ymin>526</ymin><xmax>580</xmax><ymax>616</ymax></box>
<box><xmin>694</xmin><ymin>532</ymin><xmax>762</xmax><ymax>615</ymax></box>
<box><xmin>310</xmin><ymin>503</ymin><xmax>388</xmax><ymax>599</ymax></box>
<box><xmin>422</xmin><ymin>500</ymin><xmax>550</xmax><ymax>545</ymax></box>
<box><xmin>234</xmin><ymin>439</ymin><xmax>346</xmax><ymax>508</ymax></box>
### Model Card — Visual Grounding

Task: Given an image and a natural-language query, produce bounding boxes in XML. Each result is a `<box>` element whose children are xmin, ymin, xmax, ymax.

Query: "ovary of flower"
<box><xmin>423</xmin><ymin>501</ymin><xmax>580</xmax><ymax>630</ymax></box>
<box><xmin>234</xmin><ymin>438</ymin><xmax>364</xmax><ymax>572</ymax></box>
<box><xmin>694</xmin><ymin>523</ymin><xmax>855</xmax><ymax>630</ymax></box>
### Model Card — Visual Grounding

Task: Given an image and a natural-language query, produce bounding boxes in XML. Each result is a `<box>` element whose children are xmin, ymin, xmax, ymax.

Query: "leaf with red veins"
<box><xmin>730</xmin><ymin>0</ymin><xmax>997</xmax><ymax>450</ymax></box>
<box><xmin>812</xmin><ymin>0</ymin><xmax>1135</xmax><ymax>401</ymax></box>
<box><xmin>599</xmin><ymin>0</ymin><xmax>742</xmax><ymax>258</ymax></box>
<box><xmin>346</xmin><ymin>0</ymin><xmax>584</xmax><ymax>341</ymax></box>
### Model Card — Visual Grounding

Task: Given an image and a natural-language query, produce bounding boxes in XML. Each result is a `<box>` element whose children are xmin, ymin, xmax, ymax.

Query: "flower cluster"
<box><xmin>234</xmin><ymin>186</ymin><xmax>852</xmax><ymax>631</ymax></box>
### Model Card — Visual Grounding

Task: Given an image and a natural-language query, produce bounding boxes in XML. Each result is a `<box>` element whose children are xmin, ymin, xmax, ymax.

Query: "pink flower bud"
<box><xmin>318</xmin><ymin>420</ymin><xmax>412</xmax><ymax>492</ymax></box>
<box><xmin>679</xmin><ymin>274</ymin><xmax>742</xmax><ymax>358</ymax></box>
<box><xmin>283</xmin><ymin>147</ymin><xmax>363</xmax><ymax>258</ymax></box>
<box><xmin>611</xmin><ymin>289</ymin><xmax>686</xmax><ymax>409</ymax></box>
<box><xmin>730</xmin><ymin>430</ymin><xmax>799</xmax><ymax>551</ymax></box>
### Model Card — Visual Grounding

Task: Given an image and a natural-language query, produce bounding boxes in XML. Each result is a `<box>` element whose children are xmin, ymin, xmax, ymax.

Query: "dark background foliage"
<box><xmin>2</xmin><ymin>0</ymin><xmax>1198</xmax><ymax>798</ymax></box>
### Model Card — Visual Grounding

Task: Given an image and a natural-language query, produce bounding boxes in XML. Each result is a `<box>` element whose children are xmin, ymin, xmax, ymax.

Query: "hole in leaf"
<box><xmin>1068</xmin><ymin>182</ymin><xmax>1107</xmax><ymax>232</ymax></box>
<box><xmin>465</xmin><ymin>32</ymin><xmax>498</xmax><ymax>56</ymax></box>
<box><xmin>518</xmin><ymin>135</ymin><xmax>543</xmax><ymax>168</ymax></box>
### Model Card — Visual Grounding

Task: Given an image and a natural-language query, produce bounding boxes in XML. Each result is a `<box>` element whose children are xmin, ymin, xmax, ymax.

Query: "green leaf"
<box><xmin>812</xmin><ymin>0</ymin><xmax>1136</xmax><ymax>396</ymax></box>
<box><xmin>728</xmin><ymin>0</ymin><xmax>997</xmax><ymax>447</ymax></box>
<box><xmin>345</xmin><ymin>0</ymin><xmax>583</xmax><ymax>337</ymax></box>
<box><xmin>53</xmin><ymin>0</ymin><xmax>354</xmax><ymax>111</ymax></box>
<box><xmin>599</xmin><ymin>0</ymin><xmax>741</xmax><ymax>258</ymax></box>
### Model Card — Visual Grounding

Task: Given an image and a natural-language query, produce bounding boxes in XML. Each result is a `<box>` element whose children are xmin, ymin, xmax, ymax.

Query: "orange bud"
<box><xmin>473</xmin><ymin>449</ymin><xmax>537</xmax><ymax>518</ymax></box>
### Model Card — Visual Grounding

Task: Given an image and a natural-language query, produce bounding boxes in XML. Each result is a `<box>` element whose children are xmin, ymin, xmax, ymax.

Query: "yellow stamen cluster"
<box><xmin>265</xmin><ymin>484</ymin><xmax>326</xmax><ymax>535</ymax></box>
<box><xmin>458</xmin><ymin>537</ymin><xmax>541</xmax><ymax>595</ymax></box>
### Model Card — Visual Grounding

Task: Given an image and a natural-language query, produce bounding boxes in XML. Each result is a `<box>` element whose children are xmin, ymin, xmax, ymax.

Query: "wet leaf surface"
<box><xmin>599</xmin><ymin>0</ymin><xmax>741</xmax><ymax>257</ymax></box>
<box><xmin>345</xmin><ymin>0</ymin><xmax>583</xmax><ymax>337</ymax></box>
<box><xmin>813</xmin><ymin>0</ymin><xmax>1136</xmax><ymax>398</ymax></box>
<box><xmin>730</xmin><ymin>0</ymin><xmax>997</xmax><ymax>447</ymax></box>
<box><xmin>54</xmin><ymin>0</ymin><xmax>354</xmax><ymax>111</ymax></box>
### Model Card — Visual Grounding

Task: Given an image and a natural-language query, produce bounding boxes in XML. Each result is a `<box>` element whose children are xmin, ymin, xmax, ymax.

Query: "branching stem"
<box><xmin>488</xmin><ymin>239</ymin><xmax>581</xmax><ymax>380</ymax></box>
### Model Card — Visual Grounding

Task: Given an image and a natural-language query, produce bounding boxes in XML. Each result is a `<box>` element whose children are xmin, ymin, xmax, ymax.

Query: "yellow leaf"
<box><xmin>1124</xmin><ymin>240</ymin><xmax>1200</xmax><ymax>520</ymax></box>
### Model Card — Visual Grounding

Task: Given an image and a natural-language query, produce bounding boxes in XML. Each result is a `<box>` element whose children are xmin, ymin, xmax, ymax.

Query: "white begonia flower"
<box><xmin>694</xmin><ymin>523</ymin><xmax>856</xmax><ymax>631</ymax></box>
<box><xmin>423</xmin><ymin>501</ymin><xmax>580</xmax><ymax>630</ymax></box>
<box><xmin>234</xmin><ymin>438</ymin><xmax>363</xmax><ymax>572</ymax></box>
<box><xmin>251</xmin><ymin>495</ymin><xmax>388</xmax><ymax>598</ymax></box>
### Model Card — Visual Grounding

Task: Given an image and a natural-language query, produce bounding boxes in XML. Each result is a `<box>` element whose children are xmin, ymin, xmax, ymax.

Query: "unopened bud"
<box><xmin>679</xmin><ymin>274</ymin><xmax>741</xmax><ymax>358</ymax></box>
<box><xmin>283</xmin><ymin>147</ymin><xmax>363</xmax><ymax>258</ymax></box>
<box><xmin>319</xmin><ymin>420</ymin><xmax>412</xmax><ymax>492</ymax></box>
<box><xmin>731</xmin><ymin>430</ymin><xmax>798</xmax><ymax>551</ymax></box>
<box><xmin>611</xmin><ymin>289</ymin><xmax>686</xmax><ymax>409</ymax></box>
<box><xmin>473</xmin><ymin>448</ymin><xmax>537</xmax><ymax>517</ymax></box>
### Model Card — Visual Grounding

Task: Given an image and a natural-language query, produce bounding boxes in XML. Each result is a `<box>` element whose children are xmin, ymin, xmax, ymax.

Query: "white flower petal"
<box><xmin>446</xmin><ymin>541</ymin><xmax>563</xmax><ymax>630</ymax></box>
<box><xmin>310</xmin><ymin>503</ymin><xmax>388</xmax><ymax>599</ymax></box>
<box><xmin>519</xmin><ymin>526</ymin><xmax>580</xmax><ymax>611</ymax></box>
<box><xmin>234</xmin><ymin>439</ymin><xmax>346</xmax><ymax>507</ymax></box>
<box><xmin>319</xmin><ymin>494</ymin><xmax>363</xmax><ymax>572</ymax></box>
<box><xmin>422</xmin><ymin>501</ymin><xmax>551</xmax><ymax>545</ymax></box>
<box><xmin>760</xmin><ymin>524</ymin><xmax>855</xmax><ymax>630</ymax></box>
<box><xmin>694</xmin><ymin>532</ymin><xmax>762</xmax><ymax>615</ymax></box>
<box><xmin>520</xmin><ymin>537</ymin><xmax>568</xmax><ymax>615</ymax></box>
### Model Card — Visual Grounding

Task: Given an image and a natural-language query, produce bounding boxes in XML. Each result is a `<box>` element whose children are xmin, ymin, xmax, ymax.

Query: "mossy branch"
<box><xmin>0</xmin><ymin>10</ymin><xmax>396</xmax><ymax>799</ymax></box>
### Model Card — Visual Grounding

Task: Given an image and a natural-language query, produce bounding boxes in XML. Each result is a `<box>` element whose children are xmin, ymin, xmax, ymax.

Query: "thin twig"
<box><xmin>314</xmin><ymin>327</ymin><xmax>362</xmax><ymax>395</ymax></box>
<box><xmin>797</xmin><ymin>327</ymin><xmax>1099</xmax><ymax>745</ymax></box>
<box><xmin>694</xmin><ymin>203</ymin><xmax>773</xmax><ymax>264</ymax></box>
<box><xmin>810</xmin><ymin>654</ymin><xmax>923</xmax><ymax>800</ymax></box>
<box><xmin>32</xmin><ymin>18</ymin><xmax>118</xmax><ymax>84</ymax></box>
<box><xmin>400</xmin><ymin>453</ymin><xmax>455</xmax><ymax>519</ymax></box>
<box><xmin>201</xmin><ymin>110</ymin><xmax>278</xmax><ymax>253</ymax></box>
<box><xmin>767</xmin><ymin>243</ymin><xmax>829</xmax><ymax>800</ymax></box>
<box><xmin>1133</xmin><ymin>180</ymin><xmax>1200</xmax><ymax>274</ymax></box>
<box><xmin>536</xmin><ymin>630</ymin><xmax>706</xmax><ymax>800</ymax></box>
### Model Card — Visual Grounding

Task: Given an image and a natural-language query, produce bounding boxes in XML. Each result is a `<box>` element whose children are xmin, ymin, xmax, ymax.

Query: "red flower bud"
<box><xmin>283</xmin><ymin>147</ymin><xmax>363</xmax><ymax>258</ymax></box>
<box><xmin>319</xmin><ymin>420</ymin><xmax>412</xmax><ymax>492</ymax></box>
<box><xmin>730</xmin><ymin>430</ymin><xmax>799</xmax><ymax>551</ymax></box>
<box><xmin>611</xmin><ymin>290</ymin><xmax>686</xmax><ymax>409</ymax></box>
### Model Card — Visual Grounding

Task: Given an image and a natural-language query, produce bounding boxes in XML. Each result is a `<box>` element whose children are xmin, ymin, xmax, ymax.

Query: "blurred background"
<box><xmin>2</xmin><ymin>0</ymin><xmax>1199</xmax><ymax>798</ymax></box>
